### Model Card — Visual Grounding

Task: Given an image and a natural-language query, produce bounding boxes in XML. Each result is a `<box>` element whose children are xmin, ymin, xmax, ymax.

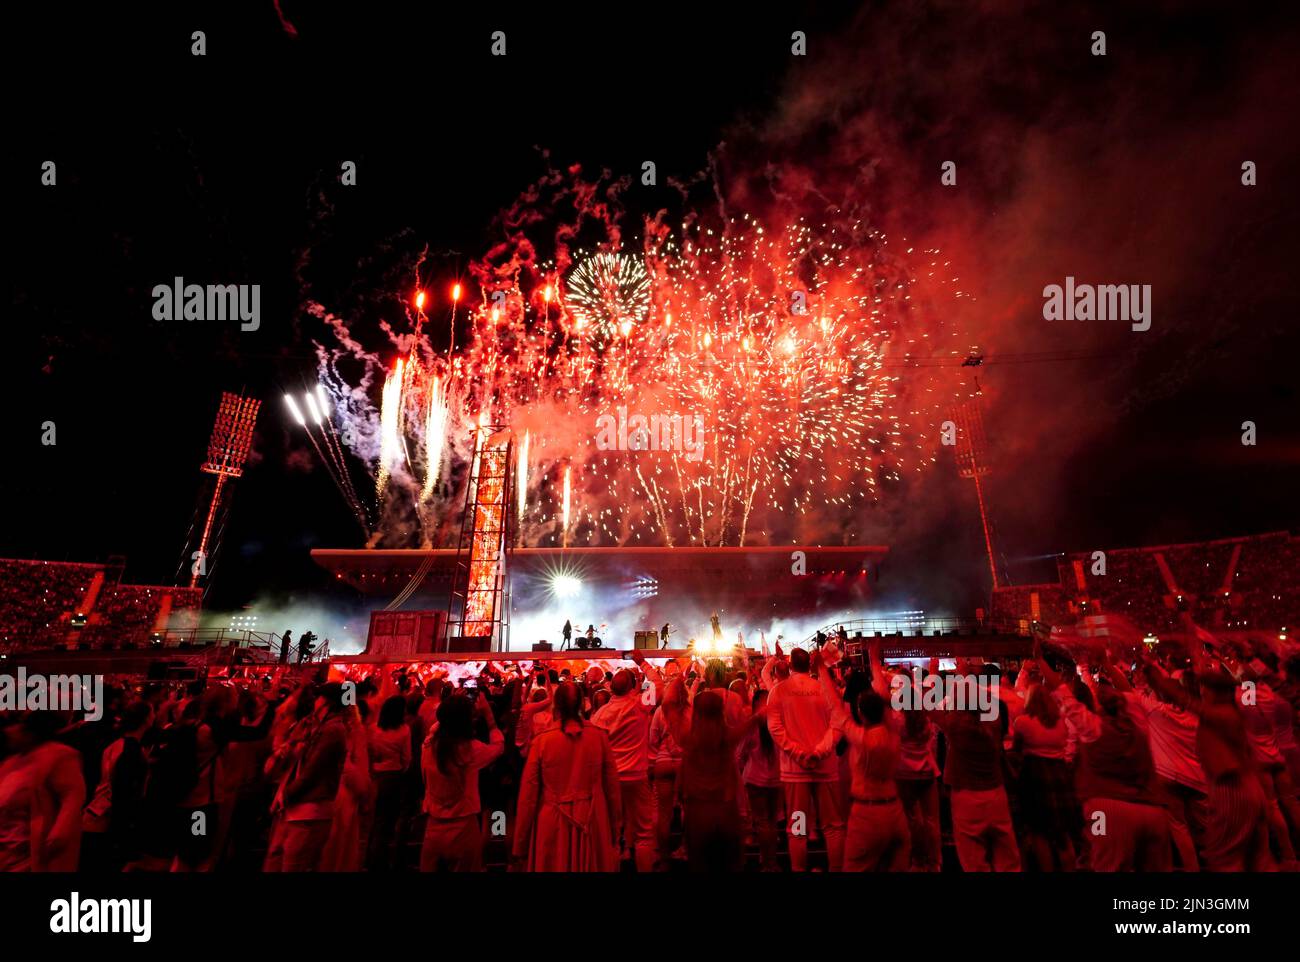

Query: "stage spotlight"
<box><xmin>630</xmin><ymin>576</ymin><xmax>659</xmax><ymax>599</ymax></box>
<box><xmin>549</xmin><ymin>573</ymin><xmax>583</xmax><ymax>599</ymax></box>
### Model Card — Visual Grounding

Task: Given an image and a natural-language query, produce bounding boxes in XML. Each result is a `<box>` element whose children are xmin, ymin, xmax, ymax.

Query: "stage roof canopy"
<box><xmin>312</xmin><ymin>545</ymin><xmax>888</xmax><ymax>595</ymax></box>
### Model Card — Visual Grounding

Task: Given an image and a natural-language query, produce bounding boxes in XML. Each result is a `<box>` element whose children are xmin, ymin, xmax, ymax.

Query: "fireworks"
<box><xmin>516</xmin><ymin>429</ymin><xmax>530</xmax><ymax>523</ymax></box>
<box><xmin>376</xmin><ymin>358</ymin><xmax>406</xmax><ymax>498</ymax></box>
<box><xmin>284</xmin><ymin>387</ymin><xmax>368</xmax><ymax>532</ymax></box>
<box><xmin>563</xmin><ymin>252</ymin><xmax>651</xmax><ymax>338</ymax></box>
<box><xmin>561</xmin><ymin>465</ymin><xmax>572</xmax><ymax>549</ymax></box>
<box><xmin>301</xmin><ymin>176</ymin><xmax>971</xmax><ymax>549</ymax></box>
<box><xmin>284</xmin><ymin>395</ymin><xmax>306</xmax><ymax>426</ymax></box>
<box><xmin>420</xmin><ymin>376</ymin><xmax>449</xmax><ymax>503</ymax></box>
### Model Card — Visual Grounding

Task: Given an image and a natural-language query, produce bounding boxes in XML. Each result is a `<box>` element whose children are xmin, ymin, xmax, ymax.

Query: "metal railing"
<box><xmin>798</xmin><ymin>615</ymin><xmax>1029</xmax><ymax>648</ymax></box>
<box><xmin>14</xmin><ymin>627</ymin><xmax>332</xmax><ymax>663</ymax></box>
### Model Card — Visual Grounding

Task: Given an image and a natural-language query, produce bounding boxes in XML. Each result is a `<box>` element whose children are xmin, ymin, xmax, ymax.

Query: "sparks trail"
<box><xmin>284</xmin><ymin>391</ymin><xmax>369</xmax><ymax>534</ymax></box>
<box><xmin>302</xmin><ymin>171</ymin><xmax>972</xmax><ymax>547</ymax></box>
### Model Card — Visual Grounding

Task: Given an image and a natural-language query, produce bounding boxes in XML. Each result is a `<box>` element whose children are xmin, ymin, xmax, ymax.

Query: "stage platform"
<box><xmin>314</xmin><ymin>544</ymin><xmax>891</xmax><ymax>658</ymax></box>
<box><xmin>328</xmin><ymin>632</ymin><xmax>1034</xmax><ymax>666</ymax></box>
<box><xmin>331</xmin><ymin>646</ymin><xmax>712</xmax><ymax>665</ymax></box>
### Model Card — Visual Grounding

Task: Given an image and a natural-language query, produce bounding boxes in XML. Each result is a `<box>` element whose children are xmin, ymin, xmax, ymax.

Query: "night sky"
<box><xmin>4</xmin><ymin>2</ymin><xmax>1297</xmax><ymax>621</ymax></box>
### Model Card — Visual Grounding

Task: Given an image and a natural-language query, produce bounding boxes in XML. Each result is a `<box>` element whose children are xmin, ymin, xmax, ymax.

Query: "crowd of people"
<box><xmin>0</xmin><ymin>558</ymin><xmax>202</xmax><ymax>652</ymax></box>
<box><xmin>2</xmin><ymin>613</ymin><xmax>1299</xmax><ymax>873</ymax></box>
<box><xmin>0</xmin><ymin>559</ymin><xmax>100</xmax><ymax>649</ymax></box>
<box><xmin>992</xmin><ymin>532</ymin><xmax>1300</xmax><ymax>636</ymax></box>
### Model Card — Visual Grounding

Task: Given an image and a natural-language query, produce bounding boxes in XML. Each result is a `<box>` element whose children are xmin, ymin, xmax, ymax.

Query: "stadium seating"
<box><xmin>0</xmin><ymin>558</ymin><xmax>201</xmax><ymax>650</ymax></box>
<box><xmin>993</xmin><ymin>531</ymin><xmax>1299</xmax><ymax>634</ymax></box>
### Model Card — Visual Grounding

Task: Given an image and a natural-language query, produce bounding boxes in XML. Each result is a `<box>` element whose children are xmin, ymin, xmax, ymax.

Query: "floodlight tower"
<box><xmin>953</xmin><ymin>393</ymin><xmax>1002</xmax><ymax>590</ymax></box>
<box><xmin>191</xmin><ymin>392</ymin><xmax>261</xmax><ymax>589</ymax></box>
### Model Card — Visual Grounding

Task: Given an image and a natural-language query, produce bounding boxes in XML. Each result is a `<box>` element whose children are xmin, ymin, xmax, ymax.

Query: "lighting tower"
<box><xmin>191</xmin><ymin>392</ymin><xmax>260</xmax><ymax>589</ymax></box>
<box><xmin>953</xmin><ymin>393</ymin><xmax>1003</xmax><ymax>590</ymax></box>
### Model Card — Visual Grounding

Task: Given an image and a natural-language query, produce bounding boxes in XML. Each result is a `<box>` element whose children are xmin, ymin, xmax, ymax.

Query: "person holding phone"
<box><xmin>515</xmin><ymin>671</ymin><xmax>554</xmax><ymax>758</ymax></box>
<box><xmin>419</xmin><ymin>692</ymin><xmax>503</xmax><ymax>871</ymax></box>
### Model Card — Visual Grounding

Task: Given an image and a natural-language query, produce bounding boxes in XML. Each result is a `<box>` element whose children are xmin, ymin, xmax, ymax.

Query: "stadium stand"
<box><xmin>0</xmin><ymin>557</ymin><xmax>201</xmax><ymax>650</ymax></box>
<box><xmin>993</xmin><ymin>530</ymin><xmax>1299</xmax><ymax>634</ymax></box>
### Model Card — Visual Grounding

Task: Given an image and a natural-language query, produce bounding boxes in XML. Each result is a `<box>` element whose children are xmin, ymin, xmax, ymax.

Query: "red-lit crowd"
<box><xmin>2</xmin><ymin>616</ymin><xmax>1299</xmax><ymax>872</ymax></box>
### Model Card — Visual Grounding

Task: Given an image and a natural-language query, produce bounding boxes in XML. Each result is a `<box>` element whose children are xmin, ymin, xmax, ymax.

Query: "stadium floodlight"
<box><xmin>193</xmin><ymin>392</ymin><xmax>261</xmax><ymax>588</ymax></box>
<box><xmin>952</xmin><ymin>397</ymin><xmax>1000</xmax><ymax>590</ymax></box>
<box><xmin>203</xmin><ymin>392</ymin><xmax>260</xmax><ymax>479</ymax></box>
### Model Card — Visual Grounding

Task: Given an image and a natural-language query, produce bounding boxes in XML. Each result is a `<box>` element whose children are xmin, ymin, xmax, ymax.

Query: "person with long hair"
<box><xmin>163</xmin><ymin>692</ymin><xmax>226</xmax><ymax>872</ymax></box>
<box><xmin>892</xmin><ymin>670</ymin><xmax>942</xmax><ymax>871</ymax></box>
<box><xmin>661</xmin><ymin>678</ymin><xmax>762</xmax><ymax>872</ymax></box>
<box><xmin>700</xmin><ymin>658</ymin><xmax>748</xmax><ymax>726</ymax></box>
<box><xmin>816</xmin><ymin>647</ymin><xmax>909</xmax><ymax>871</ymax></box>
<box><xmin>264</xmin><ymin>683</ymin><xmax>349</xmax><ymax>872</ymax></box>
<box><xmin>737</xmin><ymin>688</ymin><xmax>783</xmax><ymax>870</ymax></box>
<box><xmin>833</xmin><ymin>666</ymin><xmax>874</xmax><ymax>820</ymax></box>
<box><xmin>319</xmin><ymin>698</ymin><xmax>372</xmax><ymax>872</ymax></box>
<box><xmin>366</xmin><ymin>695</ymin><xmax>411</xmax><ymax>871</ymax></box>
<box><xmin>420</xmin><ymin>692</ymin><xmax>503</xmax><ymax>871</ymax></box>
<box><xmin>514</xmin><ymin>671</ymin><xmax>553</xmax><ymax>760</ymax></box>
<box><xmin>81</xmin><ymin>700</ymin><xmax>153</xmax><ymax>872</ymax></box>
<box><xmin>1012</xmin><ymin>677</ymin><xmax>1077</xmax><ymax>871</ymax></box>
<box><xmin>512</xmin><ymin>682</ymin><xmax>621</xmax><ymax>872</ymax></box>
<box><xmin>648</xmin><ymin>694</ymin><xmax>683</xmax><ymax>869</ymax></box>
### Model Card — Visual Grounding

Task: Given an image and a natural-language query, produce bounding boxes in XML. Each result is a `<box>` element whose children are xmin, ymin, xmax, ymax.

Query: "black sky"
<box><xmin>4</xmin><ymin>1</ymin><xmax>1297</xmax><ymax>616</ymax></box>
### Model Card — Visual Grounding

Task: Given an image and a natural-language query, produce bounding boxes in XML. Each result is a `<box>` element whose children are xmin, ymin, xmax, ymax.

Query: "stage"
<box><xmin>313</xmin><ymin>544</ymin><xmax>890</xmax><ymax>654</ymax></box>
